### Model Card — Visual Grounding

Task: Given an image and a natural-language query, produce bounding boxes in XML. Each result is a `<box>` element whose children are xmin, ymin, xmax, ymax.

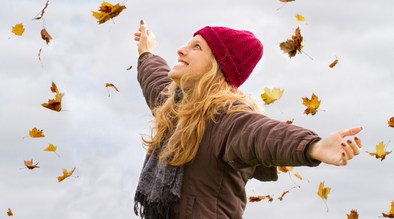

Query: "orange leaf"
<box><xmin>295</xmin><ymin>14</ymin><xmax>305</xmax><ymax>22</ymax></box>
<box><xmin>42</xmin><ymin>81</ymin><xmax>64</xmax><ymax>112</ymax></box>
<box><xmin>23</xmin><ymin>127</ymin><xmax>45</xmax><ymax>139</ymax></box>
<box><xmin>278</xmin><ymin>187</ymin><xmax>295</xmax><ymax>201</ymax></box>
<box><xmin>127</xmin><ymin>65</ymin><xmax>133</xmax><ymax>71</ymax></box>
<box><xmin>347</xmin><ymin>209</ymin><xmax>359</xmax><ymax>219</ymax></box>
<box><xmin>317</xmin><ymin>181</ymin><xmax>330</xmax><ymax>212</ymax></box>
<box><xmin>388</xmin><ymin>117</ymin><xmax>394</xmax><ymax>128</ymax></box>
<box><xmin>286</xmin><ymin>119</ymin><xmax>294</xmax><ymax>124</ymax></box>
<box><xmin>32</xmin><ymin>0</ymin><xmax>49</xmax><ymax>20</ymax></box>
<box><xmin>7</xmin><ymin>208</ymin><xmax>13</xmax><ymax>216</ymax></box>
<box><xmin>366</xmin><ymin>141</ymin><xmax>392</xmax><ymax>161</ymax></box>
<box><xmin>93</xmin><ymin>2</ymin><xmax>127</xmax><ymax>24</ymax></box>
<box><xmin>23</xmin><ymin>159</ymin><xmax>40</xmax><ymax>170</ymax></box>
<box><xmin>280</xmin><ymin>27</ymin><xmax>303</xmax><ymax>58</ymax></box>
<box><xmin>294</xmin><ymin>172</ymin><xmax>302</xmax><ymax>180</ymax></box>
<box><xmin>278</xmin><ymin>166</ymin><xmax>294</xmax><ymax>173</ymax></box>
<box><xmin>106</xmin><ymin>83</ymin><xmax>119</xmax><ymax>97</ymax></box>
<box><xmin>329</xmin><ymin>56</ymin><xmax>339</xmax><ymax>68</ymax></box>
<box><xmin>381</xmin><ymin>201</ymin><xmax>394</xmax><ymax>218</ymax></box>
<box><xmin>249</xmin><ymin>195</ymin><xmax>273</xmax><ymax>203</ymax></box>
<box><xmin>41</xmin><ymin>28</ymin><xmax>53</xmax><ymax>45</ymax></box>
<box><xmin>302</xmin><ymin>93</ymin><xmax>321</xmax><ymax>116</ymax></box>
<box><xmin>58</xmin><ymin>167</ymin><xmax>77</xmax><ymax>182</ymax></box>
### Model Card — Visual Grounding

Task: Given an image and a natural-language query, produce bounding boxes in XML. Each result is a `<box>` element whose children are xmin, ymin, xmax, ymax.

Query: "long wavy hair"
<box><xmin>142</xmin><ymin>53</ymin><xmax>266</xmax><ymax>166</ymax></box>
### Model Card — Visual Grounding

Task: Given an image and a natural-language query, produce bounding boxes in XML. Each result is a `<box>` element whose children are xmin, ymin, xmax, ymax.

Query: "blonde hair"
<box><xmin>142</xmin><ymin>54</ymin><xmax>265</xmax><ymax>166</ymax></box>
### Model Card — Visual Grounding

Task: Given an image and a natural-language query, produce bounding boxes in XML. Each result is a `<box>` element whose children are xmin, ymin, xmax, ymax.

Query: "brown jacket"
<box><xmin>137</xmin><ymin>52</ymin><xmax>321</xmax><ymax>218</ymax></box>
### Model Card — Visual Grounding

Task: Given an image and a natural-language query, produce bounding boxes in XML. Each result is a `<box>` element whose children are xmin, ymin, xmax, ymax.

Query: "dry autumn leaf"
<box><xmin>41</xmin><ymin>28</ymin><xmax>53</xmax><ymax>44</ymax></box>
<box><xmin>38</xmin><ymin>48</ymin><xmax>43</xmax><ymax>67</ymax></box>
<box><xmin>127</xmin><ymin>65</ymin><xmax>133</xmax><ymax>71</ymax></box>
<box><xmin>22</xmin><ymin>159</ymin><xmax>40</xmax><ymax>170</ymax></box>
<box><xmin>32</xmin><ymin>0</ymin><xmax>49</xmax><ymax>20</ymax></box>
<box><xmin>42</xmin><ymin>81</ymin><xmax>64</xmax><ymax>112</ymax></box>
<box><xmin>9</xmin><ymin>23</ymin><xmax>25</xmax><ymax>39</ymax></box>
<box><xmin>317</xmin><ymin>181</ymin><xmax>330</xmax><ymax>212</ymax></box>
<box><xmin>92</xmin><ymin>2</ymin><xmax>127</xmax><ymax>24</ymax></box>
<box><xmin>278</xmin><ymin>187</ymin><xmax>295</xmax><ymax>201</ymax></box>
<box><xmin>302</xmin><ymin>93</ymin><xmax>321</xmax><ymax>116</ymax></box>
<box><xmin>366</xmin><ymin>141</ymin><xmax>392</xmax><ymax>161</ymax></box>
<box><xmin>382</xmin><ymin>201</ymin><xmax>394</xmax><ymax>218</ymax></box>
<box><xmin>23</xmin><ymin>127</ymin><xmax>45</xmax><ymax>139</ymax></box>
<box><xmin>278</xmin><ymin>166</ymin><xmax>294</xmax><ymax>173</ymax></box>
<box><xmin>261</xmin><ymin>87</ymin><xmax>284</xmax><ymax>105</ymax></box>
<box><xmin>106</xmin><ymin>83</ymin><xmax>119</xmax><ymax>97</ymax></box>
<box><xmin>44</xmin><ymin>144</ymin><xmax>60</xmax><ymax>157</ymax></box>
<box><xmin>329</xmin><ymin>56</ymin><xmax>339</xmax><ymax>68</ymax></box>
<box><xmin>388</xmin><ymin>117</ymin><xmax>394</xmax><ymax>128</ymax></box>
<box><xmin>58</xmin><ymin>167</ymin><xmax>77</xmax><ymax>182</ymax></box>
<box><xmin>295</xmin><ymin>14</ymin><xmax>305</xmax><ymax>22</ymax></box>
<box><xmin>280</xmin><ymin>27</ymin><xmax>303</xmax><ymax>58</ymax></box>
<box><xmin>249</xmin><ymin>195</ymin><xmax>273</xmax><ymax>203</ymax></box>
<box><xmin>278</xmin><ymin>0</ymin><xmax>295</xmax><ymax>10</ymax></box>
<box><xmin>286</xmin><ymin>119</ymin><xmax>294</xmax><ymax>124</ymax></box>
<box><xmin>7</xmin><ymin>208</ymin><xmax>13</xmax><ymax>216</ymax></box>
<box><xmin>347</xmin><ymin>209</ymin><xmax>359</xmax><ymax>219</ymax></box>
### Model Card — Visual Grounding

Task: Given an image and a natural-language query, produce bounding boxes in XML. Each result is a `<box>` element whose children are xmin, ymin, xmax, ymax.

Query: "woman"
<box><xmin>133</xmin><ymin>20</ymin><xmax>362</xmax><ymax>219</ymax></box>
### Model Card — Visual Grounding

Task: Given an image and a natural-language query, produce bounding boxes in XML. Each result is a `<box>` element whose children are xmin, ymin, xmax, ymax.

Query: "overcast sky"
<box><xmin>1</xmin><ymin>0</ymin><xmax>393</xmax><ymax>218</ymax></box>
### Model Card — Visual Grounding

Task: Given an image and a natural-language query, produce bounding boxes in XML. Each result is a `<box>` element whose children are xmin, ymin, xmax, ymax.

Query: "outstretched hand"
<box><xmin>307</xmin><ymin>127</ymin><xmax>363</xmax><ymax>166</ymax></box>
<box><xmin>134</xmin><ymin>20</ymin><xmax>157</xmax><ymax>56</ymax></box>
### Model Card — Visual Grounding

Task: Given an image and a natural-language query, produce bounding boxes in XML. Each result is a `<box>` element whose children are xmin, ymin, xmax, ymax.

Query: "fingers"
<box><xmin>140</xmin><ymin>20</ymin><xmax>147</xmax><ymax>37</ymax></box>
<box><xmin>339</xmin><ymin>152</ymin><xmax>348</xmax><ymax>166</ymax></box>
<box><xmin>354</xmin><ymin>136</ymin><xmax>362</xmax><ymax>149</ymax></box>
<box><xmin>339</xmin><ymin>127</ymin><xmax>363</xmax><ymax>137</ymax></box>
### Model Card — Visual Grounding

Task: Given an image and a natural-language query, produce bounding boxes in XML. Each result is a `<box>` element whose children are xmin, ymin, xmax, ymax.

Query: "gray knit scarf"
<box><xmin>134</xmin><ymin>88</ymin><xmax>185</xmax><ymax>219</ymax></box>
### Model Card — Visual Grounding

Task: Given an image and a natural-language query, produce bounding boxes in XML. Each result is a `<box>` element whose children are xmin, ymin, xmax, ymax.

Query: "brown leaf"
<box><xmin>92</xmin><ymin>2</ymin><xmax>127</xmax><ymax>24</ymax></box>
<box><xmin>278</xmin><ymin>187</ymin><xmax>295</xmax><ymax>201</ymax></box>
<box><xmin>24</xmin><ymin>159</ymin><xmax>40</xmax><ymax>170</ymax></box>
<box><xmin>7</xmin><ymin>208</ymin><xmax>13</xmax><ymax>216</ymax></box>
<box><xmin>32</xmin><ymin>0</ymin><xmax>49</xmax><ymax>20</ymax></box>
<box><xmin>329</xmin><ymin>56</ymin><xmax>339</xmax><ymax>68</ymax></box>
<box><xmin>286</xmin><ymin>119</ymin><xmax>294</xmax><ymax>124</ymax></box>
<box><xmin>278</xmin><ymin>166</ymin><xmax>294</xmax><ymax>173</ymax></box>
<box><xmin>347</xmin><ymin>209</ymin><xmax>359</xmax><ymax>219</ymax></box>
<box><xmin>388</xmin><ymin>117</ymin><xmax>394</xmax><ymax>128</ymax></box>
<box><xmin>41</xmin><ymin>28</ymin><xmax>53</xmax><ymax>45</ymax></box>
<box><xmin>280</xmin><ymin>27</ymin><xmax>303</xmax><ymax>58</ymax></box>
<box><xmin>42</xmin><ymin>81</ymin><xmax>64</xmax><ymax>112</ymax></box>
<box><xmin>106</xmin><ymin>83</ymin><xmax>119</xmax><ymax>97</ymax></box>
<box><xmin>249</xmin><ymin>195</ymin><xmax>273</xmax><ymax>203</ymax></box>
<box><xmin>381</xmin><ymin>201</ymin><xmax>394</xmax><ymax>218</ymax></box>
<box><xmin>127</xmin><ymin>65</ymin><xmax>133</xmax><ymax>71</ymax></box>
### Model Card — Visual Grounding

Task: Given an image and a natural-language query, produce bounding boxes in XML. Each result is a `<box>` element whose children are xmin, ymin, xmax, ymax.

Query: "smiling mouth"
<box><xmin>176</xmin><ymin>61</ymin><xmax>188</xmax><ymax>66</ymax></box>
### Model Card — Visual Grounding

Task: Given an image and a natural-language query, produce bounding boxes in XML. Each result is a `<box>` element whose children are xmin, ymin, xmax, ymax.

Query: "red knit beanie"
<box><xmin>194</xmin><ymin>26</ymin><xmax>263</xmax><ymax>88</ymax></box>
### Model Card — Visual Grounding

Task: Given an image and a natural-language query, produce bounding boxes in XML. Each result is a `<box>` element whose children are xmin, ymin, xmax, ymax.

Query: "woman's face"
<box><xmin>168</xmin><ymin>35</ymin><xmax>213</xmax><ymax>87</ymax></box>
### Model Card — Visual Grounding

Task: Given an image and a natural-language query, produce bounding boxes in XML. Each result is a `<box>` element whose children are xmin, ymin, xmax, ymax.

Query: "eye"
<box><xmin>194</xmin><ymin>44</ymin><xmax>201</xmax><ymax>50</ymax></box>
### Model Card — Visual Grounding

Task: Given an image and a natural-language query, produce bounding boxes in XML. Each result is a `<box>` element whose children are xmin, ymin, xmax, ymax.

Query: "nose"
<box><xmin>177</xmin><ymin>46</ymin><xmax>188</xmax><ymax>57</ymax></box>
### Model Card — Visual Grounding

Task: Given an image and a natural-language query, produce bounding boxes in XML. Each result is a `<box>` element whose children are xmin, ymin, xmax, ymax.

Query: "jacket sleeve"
<box><xmin>137</xmin><ymin>52</ymin><xmax>174</xmax><ymax>111</ymax></box>
<box><xmin>213</xmin><ymin>111</ymin><xmax>322</xmax><ymax>169</ymax></box>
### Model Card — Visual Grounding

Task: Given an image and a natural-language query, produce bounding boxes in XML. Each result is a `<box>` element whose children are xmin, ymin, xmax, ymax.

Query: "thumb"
<box><xmin>140</xmin><ymin>20</ymin><xmax>147</xmax><ymax>37</ymax></box>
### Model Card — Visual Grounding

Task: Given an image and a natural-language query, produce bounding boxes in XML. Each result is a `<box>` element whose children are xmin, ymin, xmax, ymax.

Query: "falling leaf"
<box><xmin>44</xmin><ymin>144</ymin><xmax>60</xmax><ymax>157</ymax></box>
<box><xmin>382</xmin><ymin>201</ymin><xmax>394</xmax><ymax>218</ymax></box>
<box><xmin>58</xmin><ymin>167</ymin><xmax>77</xmax><ymax>182</ymax></box>
<box><xmin>92</xmin><ymin>2</ymin><xmax>127</xmax><ymax>24</ymax></box>
<box><xmin>329</xmin><ymin>56</ymin><xmax>339</xmax><ymax>68</ymax></box>
<box><xmin>127</xmin><ymin>65</ymin><xmax>133</xmax><ymax>70</ymax></box>
<box><xmin>286</xmin><ymin>119</ymin><xmax>294</xmax><ymax>124</ymax></box>
<box><xmin>38</xmin><ymin>48</ymin><xmax>43</xmax><ymax>67</ymax></box>
<box><xmin>10</xmin><ymin>23</ymin><xmax>25</xmax><ymax>38</ymax></box>
<box><xmin>7</xmin><ymin>208</ymin><xmax>13</xmax><ymax>216</ymax></box>
<box><xmin>388</xmin><ymin>117</ymin><xmax>394</xmax><ymax>128</ymax></box>
<box><xmin>278</xmin><ymin>187</ymin><xmax>295</xmax><ymax>201</ymax></box>
<box><xmin>278</xmin><ymin>0</ymin><xmax>295</xmax><ymax>10</ymax></box>
<box><xmin>41</xmin><ymin>28</ymin><xmax>53</xmax><ymax>45</ymax></box>
<box><xmin>42</xmin><ymin>81</ymin><xmax>64</xmax><ymax>112</ymax></box>
<box><xmin>347</xmin><ymin>209</ymin><xmax>359</xmax><ymax>219</ymax></box>
<box><xmin>295</xmin><ymin>14</ymin><xmax>305</xmax><ymax>22</ymax></box>
<box><xmin>249</xmin><ymin>195</ymin><xmax>273</xmax><ymax>203</ymax></box>
<box><xmin>106</xmin><ymin>83</ymin><xmax>119</xmax><ymax>97</ymax></box>
<box><xmin>280</xmin><ymin>27</ymin><xmax>303</xmax><ymax>58</ymax></box>
<box><xmin>260</xmin><ymin>87</ymin><xmax>284</xmax><ymax>105</ymax></box>
<box><xmin>317</xmin><ymin>181</ymin><xmax>330</xmax><ymax>212</ymax></box>
<box><xmin>23</xmin><ymin>159</ymin><xmax>40</xmax><ymax>170</ymax></box>
<box><xmin>23</xmin><ymin>127</ymin><xmax>45</xmax><ymax>139</ymax></box>
<box><xmin>278</xmin><ymin>166</ymin><xmax>294</xmax><ymax>173</ymax></box>
<box><xmin>302</xmin><ymin>93</ymin><xmax>321</xmax><ymax>115</ymax></box>
<box><xmin>366</xmin><ymin>141</ymin><xmax>392</xmax><ymax>161</ymax></box>
<box><xmin>294</xmin><ymin>173</ymin><xmax>302</xmax><ymax>180</ymax></box>
<box><xmin>32</xmin><ymin>0</ymin><xmax>49</xmax><ymax>20</ymax></box>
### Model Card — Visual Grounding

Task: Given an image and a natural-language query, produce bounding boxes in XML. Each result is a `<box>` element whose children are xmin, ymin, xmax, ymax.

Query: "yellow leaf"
<box><xmin>366</xmin><ymin>141</ymin><xmax>392</xmax><ymax>161</ymax></box>
<box><xmin>302</xmin><ymin>93</ymin><xmax>321</xmax><ymax>115</ymax></box>
<box><xmin>58</xmin><ymin>167</ymin><xmax>77</xmax><ymax>182</ymax></box>
<box><xmin>317</xmin><ymin>181</ymin><xmax>330</xmax><ymax>200</ymax></box>
<box><xmin>44</xmin><ymin>144</ymin><xmax>57</xmax><ymax>152</ymax></box>
<box><xmin>23</xmin><ymin>127</ymin><xmax>45</xmax><ymax>139</ymax></box>
<box><xmin>261</xmin><ymin>87</ymin><xmax>284</xmax><ymax>105</ymax></box>
<box><xmin>12</xmin><ymin>23</ymin><xmax>25</xmax><ymax>36</ymax></box>
<box><xmin>92</xmin><ymin>2</ymin><xmax>126</xmax><ymax>24</ymax></box>
<box><xmin>294</xmin><ymin>173</ymin><xmax>302</xmax><ymax>180</ymax></box>
<box><xmin>42</xmin><ymin>81</ymin><xmax>64</xmax><ymax>112</ymax></box>
<box><xmin>295</xmin><ymin>14</ymin><xmax>305</xmax><ymax>22</ymax></box>
<box><xmin>278</xmin><ymin>166</ymin><xmax>294</xmax><ymax>173</ymax></box>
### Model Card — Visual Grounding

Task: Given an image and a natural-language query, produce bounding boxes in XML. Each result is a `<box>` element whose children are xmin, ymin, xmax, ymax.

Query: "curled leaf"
<box><xmin>280</xmin><ymin>27</ymin><xmax>303</xmax><ymax>58</ymax></box>
<box><xmin>42</xmin><ymin>81</ymin><xmax>64</xmax><ymax>112</ymax></box>
<box><xmin>44</xmin><ymin>144</ymin><xmax>60</xmax><ymax>157</ymax></box>
<box><xmin>41</xmin><ymin>28</ymin><xmax>53</xmax><ymax>45</ymax></box>
<box><xmin>58</xmin><ymin>167</ymin><xmax>77</xmax><ymax>182</ymax></box>
<box><xmin>7</xmin><ymin>208</ymin><xmax>13</xmax><ymax>216</ymax></box>
<box><xmin>329</xmin><ymin>56</ymin><xmax>339</xmax><ymax>68</ymax></box>
<box><xmin>249</xmin><ymin>195</ymin><xmax>273</xmax><ymax>203</ymax></box>
<box><xmin>106</xmin><ymin>83</ymin><xmax>119</xmax><ymax>97</ymax></box>
<box><xmin>127</xmin><ymin>65</ymin><xmax>133</xmax><ymax>70</ymax></box>
<box><xmin>366</xmin><ymin>141</ymin><xmax>392</xmax><ymax>161</ymax></box>
<box><xmin>32</xmin><ymin>0</ymin><xmax>49</xmax><ymax>20</ymax></box>
<box><xmin>381</xmin><ymin>201</ymin><xmax>394</xmax><ymax>218</ymax></box>
<box><xmin>286</xmin><ymin>119</ymin><xmax>294</xmax><ymax>124</ymax></box>
<box><xmin>388</xmin><ymin>117</ymin><xmax>394</xmax><ymax>128</ymax></box>
<box><xmin>23</xmin><ymin>159</ymin><xmax>40</xmax><ymax>170</ymax></box>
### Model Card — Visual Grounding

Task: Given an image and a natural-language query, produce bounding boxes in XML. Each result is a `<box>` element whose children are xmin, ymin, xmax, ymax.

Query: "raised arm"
<box><xmin>135</xmin><ymin>20</ymin><xmax>173</xmax><ymax>111</ymax></box>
